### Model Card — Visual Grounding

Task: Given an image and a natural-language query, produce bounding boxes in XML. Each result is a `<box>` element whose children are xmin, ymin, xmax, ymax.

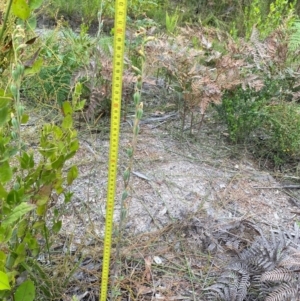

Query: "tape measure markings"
<box><xmin>100</xmin><ymin>0</ymin><xmax>127</xmax><ymax>300</ymax></box>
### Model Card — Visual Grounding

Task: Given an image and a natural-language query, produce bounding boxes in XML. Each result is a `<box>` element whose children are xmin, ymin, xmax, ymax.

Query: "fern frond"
<box><xmin>289</xmin><ymin>20</ymin><xmax>300</xmax><ymax>51</ymax></box>
<box><xmin>265</xmin><ymin>283</ymin><xmax>299</xmax><ymax>301</ymax></box>
<box><xmin>261</xmin><ymin>268</ymin><xmax>294</xmax><ymax>282</ymax></box>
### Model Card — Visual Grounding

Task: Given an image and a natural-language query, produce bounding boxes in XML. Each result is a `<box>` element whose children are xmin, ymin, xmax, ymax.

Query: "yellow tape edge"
<box><xmin>100</xmin><ymin>0</ymin><xmax>128</xmax><ymax>300</ymax></box>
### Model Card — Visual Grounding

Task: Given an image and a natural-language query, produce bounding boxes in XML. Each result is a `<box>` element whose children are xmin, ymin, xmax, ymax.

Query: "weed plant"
<box><xmin>165</xmin><ymin>7</ymin><xmax>179</xmax><ymax>34</ymax></box>
<box><xmin>23</xmin><ymin>25</ymin><xmax>98</xmax><ymax>108</ymax></box>
<box><xmin>0</xmin><ymin>1</ymin><xmax>85</xmax><ymax>299</ymax></box>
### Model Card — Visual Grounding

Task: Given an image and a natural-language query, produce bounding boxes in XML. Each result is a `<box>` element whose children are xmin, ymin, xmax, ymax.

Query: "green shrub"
<box><xmin>216</xmin><ymin>78</ymin><xmax>300</xmax><ymax>166</ymax></box>
<box><xmin>217</xmin><ymin>87</ymin><xmax>269</xmax><ymax>143</ymax></box>
<box><xmin>260</xmin><ymin>103</ymin><xmax>300</xmax><ymax>165</ymax></box>
<box><xmin>244</xmin><ymin>0</ymin><xmax>296</xmax><ymax>39</ymax></box>
<box><xmin>0</xmin><ymin>2</ymin><xmax>84</xmax><ymax>299</ymax></box>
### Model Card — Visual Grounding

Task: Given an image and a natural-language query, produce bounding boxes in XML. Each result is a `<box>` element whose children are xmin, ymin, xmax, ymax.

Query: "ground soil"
<box><xmin>24</xmin><ymin>102</ymin><xmax>300</xmax><ymax>300</ymax></box>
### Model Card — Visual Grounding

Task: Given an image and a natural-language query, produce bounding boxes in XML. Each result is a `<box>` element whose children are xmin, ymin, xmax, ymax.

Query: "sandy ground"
<box><xmin>58</xmin><ymin>111</ymin><xmax>297</xmax><ymax>240</ymax></box>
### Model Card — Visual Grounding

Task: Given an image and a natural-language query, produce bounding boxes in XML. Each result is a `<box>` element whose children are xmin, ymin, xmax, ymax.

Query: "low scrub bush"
<box><xmin>0</xmin><ymin>1</ymin><xmax>83</xmax><ymax>299</ymax></box>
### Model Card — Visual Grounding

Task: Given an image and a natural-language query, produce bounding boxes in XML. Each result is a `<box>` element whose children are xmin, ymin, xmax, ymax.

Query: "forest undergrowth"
<box><xmin>2</xmin><ymin>0</ymin><xmax>300</xmax><ymax>300</ymax></box>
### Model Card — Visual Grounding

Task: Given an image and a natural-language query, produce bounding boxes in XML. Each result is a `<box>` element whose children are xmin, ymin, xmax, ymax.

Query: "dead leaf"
<box><xmin>137</xmin><ymin>284</ymin><xmax>153</xmax><ymax>295</ymax></box>
<box><xmin>24</xmin><ymin>47</ymin><xmax>41</xmax><ymax>67</ymax></box>
<box><xmin>26</xmin><ymin>36</ymin><xmax>38</xmax><ymax>45</ymax></box>
<box><xmin>143</xmin><ymin>255</ymin><xmax>153</xmax><ymax>282</ymax></box>
<box><xmin>153</xmin><ymin>111</ymin><xmax>165</xmax><ymax>116</ymax></box>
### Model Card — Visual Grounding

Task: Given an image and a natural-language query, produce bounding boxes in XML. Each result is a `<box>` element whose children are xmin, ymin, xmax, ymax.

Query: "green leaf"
<box><xmin>32</xmin><ymin>220</ymin><xmax>45</xmax><ymax>229</ymax></box>
<box><xmin>12</xmin><ymin>0</ymin><xmax>30</xmax><ymax>20</ymax></box>
<box><xmin>0</xmin><ymin>251</ymin><xmax>6</xmax><ymax>270</ymax></box>
<box><xmin>21</xmin><ymin>114</ymin><xmax>29</xmax><ymax>124</ymax></box>
<box><xmin>64</xmin><ymin>191</ymin><xmax>73</xmax><ymax>203</ymax></box>
<box><xmin>53</xmin><ymin>126</ymin><xmax>63</xmax><ymax>139</ymax></box>
<box><xmin>7</xmin><ymin>190</ymin><xmax>20</xmax><ymax>205</ymax></box>
<box><xmin>65</xmin><ymin>151</ymin><xmax>76</xmax><ymax>161</ymax></box>
<box><xmin>0</xmin><ymin>95</ymin><xmax>12</xmax><ymax>106</ymax></box>
<box><xmin>70</xmin><ymin>140</ymin><xmax>79</xmax><ymax>152</ymax></box>
<box><xmin>19</xmin><ymin>152</ymin><xmax>34</xmax><ymax>169</ymax></box>
<box><xmin>51</xmin><ymin>155</ymin><xmax>64</xmax><ymax>169</ymax></box>
<box><xmin>24</xmin><ymin>233</ymin><xmax>39</xmax><ymax>255</ymax></box>
<box><xmin>24</xmin><ymin>58</ymin><xmax>43</xmax><ymax>76</ymax></box>
<box><xmin>62</xmin><ymin>101</ymin><xmax>73</xmax><ymax>115</ymax></box>
<box><xmin>0</xmin><ymin>107</ymin><xmax>9</xmax><ymax>126</ymax></box>
<box><xmin>0</xmin><ymin>225</ymin><xmax>13</xmax><ymax>243</ymax></box>
<box><xmin>28</xmin><ymin>0</ymin><xmax>43</xmax><ymax>9</ymax></box>
<box><xmin>67</xmin><ymin>166</ymin><xmax>78</xmax><ymax>185</ymax></box>
<box><xmin>0</xmin><ymin>271</ymin><xmax>10</xmax><ymax>291</ymax></box>
<box><xmin>52</xmin><ymin>220</ymin><xmax>62</xmax><ymax>233</ymax></box>
<box><xmin>36</xmin><ymin>204</ymin><xmax>46</xmax><ymax>216</ymax></box>
<box><xmin>2</xmin><ymin>203</ymin><xmax>35</xmax><ymax>227</ymax></box>
<box><xmin>14</xmin><ymin>280</ymin><xmax>35</xmax><ymax>301</ymax></box>
<box><xmin>74</xmin><ymin>100</ymin><xmax>86</xmax><ymax>111</ymax></box>
<box><xmin>26</xmin><ymin>15</ymin><xmax>37</xmax><ymax>29</ymax></box>
<box><xmin>0</xmin><ymin>161</ymin><xmax>12</xmax><ymax>183</ymax></box>
<box><xmin>17</xmin><ymin>219</ymin><xmax>28</xmax><ymax>238</ymax></box>
<box><xmin>14</xmin><ymin>242</ymin><xmax>26</xmax><ymax>267</ymax></box>
<box><xmin>0</xmin><ymin>184</ymin><xmax>7</xmax><ymax>200</ymax></box>
<box><xmin>62</xmin><ymin>114</ymin><xmax>73</xmax><ymax>129</ymax></box>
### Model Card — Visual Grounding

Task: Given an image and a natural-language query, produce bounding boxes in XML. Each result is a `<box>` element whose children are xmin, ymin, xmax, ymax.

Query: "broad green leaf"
<box><xmin>29</xmin><ymin>0</ymin><xmax>43</xmax><ymax>9</ymax></box>
<box><xmin>0</xmin><ymin>107</ymin><xmax>9</xmax><ymax>126</ymax></box>
<box><xmin>21</xmin><ymin>114</ymin><xmax>29</xmax><ymax>124</ymax></box>
<box><xmin>53</xmin><ymin>126</ymin><xmax>63</xmax><ymax>139</ymax></box>
<box><xmin>54</xmin><ymin>178</ymin><xmax>64</xmax><ymax>194</ymax></box>
<box><xmin>75</xmin><ymin>99</ymin><xmax>86</xmax><ymax>111</ymax></box>
<box><xmin>0</xmin><ymin>251</ymin><xmax>6</xmax><ymax>270</ymax></box>
<box><xmin>52</xmin><ymin>220</ymin><xmax>62</xmax><ymax>233</ymax></box>
<box><xmin>2</xmin><ymin>203</ymin><xmax>35</xmax><ymax>227</ymax></box>
<box><xmin>0</xmin><ymin>271</ymin><xmax>10</xmax><ymax>291</ymax></box>
<box><xmin>36</xmin><ymin>204</ymin><xmax>46</xmax><ymax>216</ymax></box>
<box><xmin>62</xmin><ymin>115</ymin><xmax>73</xmax><ymax>129</ymax></box>
<box><xmin>70</xmin><ymin>140</ymin><xmax>79</xmax><ymax>152</ymax></box>
<box><xmin>0</xmin><ymin>97</ymin><xmax>11</xmax><ymax>108</ymax></box>
<box><xmin>65</xmin><ymin>151</ymin><xmax>76</xmax><ymax>161</ymax></box>
<box><xmin>51</xmin><ymin>155</ymin><xmax>64</xmax><ymax>169</ymax></box>
<box><xmin>17</xmin><ymin>219</ymin><xmax>28</xmax><ymax>238</ymax></box>
<box><xmin>0</xmin><ymin>225</ymin><xmax>13</xmax><ymax>243</ymax></box>
<box><xmin>6</xmin><ymin>190</ymin><xmax>20</xmax><ymax>205</ymax></box>
<box><xmin>32</xmin><ymin>220</ymin><xmax>45</xmax><ymax>229</ymax></box>
<box><xmin>19</xmin><ymin>152</ymin><xmax>34</xmax><ymax>169</ymax></box>
<box><xmin>24</xmin><ymin>58</ymin><xmax>43</xmax><ymax>76</ymax></box>
<box><xmin>13</xmin><ymin>243</ymin><xmax>26</xmax><ymax>267</ymax></box>
<box><xmin>24</xmin><ymin>233</ymin><xmax>39</xmax><ymax>255</ymax></box>
<box><xmin>67</xmin><ymin>166</ymin><xmax>78</xmax><ymax>185</ymax></box>
<box><xmin>62</xmin><ymin>101</ymin><xmax>73</xmax><ymax>116</ymax></box>
<box><xmin>26</xmin><ymin>15</ymin><xmax>37</xmax><ymax>29</ymax></box>
<box><xmin>14</xmin><ymin>280</ymin><xmax>35</xmax><ymax>301</ymax></box>
<box><xmin>12</xmin><ymin>0</ymin><xmax>30</xmax><ymax>20</ymax></box>
<box><xmin>0</xmin><ymin>161</ymin><xmax>12</xmax><ymax>183</ymax></box>
<box><xmin>0</xmin><ymin>184</ymin><xmax>7</xmax><ymax>199</ymax></box>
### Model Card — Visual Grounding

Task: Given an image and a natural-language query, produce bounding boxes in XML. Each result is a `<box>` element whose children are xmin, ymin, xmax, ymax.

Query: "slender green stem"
<box><xmin>0</xmin><ymin>0</ymin><xmax>13</xmax><ymax>44</ymax></box>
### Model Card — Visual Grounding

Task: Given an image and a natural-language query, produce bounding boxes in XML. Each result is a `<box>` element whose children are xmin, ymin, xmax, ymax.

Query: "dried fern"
<box><xmin>205</xmin><ymin>224</ymin><xmax>300</xmax><ymax>301</ymax></box>
<box><xmin>264</xmin><ymin>283</ymin><xmax>299</xmax><ymax>301</ymax></box>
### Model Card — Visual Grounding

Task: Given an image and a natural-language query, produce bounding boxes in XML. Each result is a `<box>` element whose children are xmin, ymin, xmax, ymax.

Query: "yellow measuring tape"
<box><xmin>100</xmin><ymin>0</ymin><xmax>127</xmax><ymax>300</ymax></box>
